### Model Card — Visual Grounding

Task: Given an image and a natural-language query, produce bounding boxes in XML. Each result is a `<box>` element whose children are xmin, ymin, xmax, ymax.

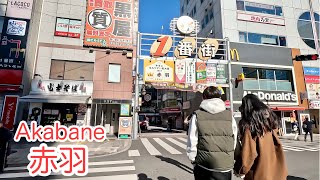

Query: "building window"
<box><xmin>202</xmin><ymin>9</ymin><xmax>214</xmax><ymax>29</ymax></box>
<box><xmin>239</xmin><ymin>31</ymin><xmax>287</xmax><ymax>47</ymax></box>
<box><xmin>49</xmin><ymin>60</ymin><xmax>94</xmax><ymax>81</ymax></box>
<box><xmin>186</xmin><ymin>0</ymin><xmax>189</xmax><ymax>5</ymax></box>
<box><xmin>298</xmin><ymin>12</ymin><xmax>320</xmax><ymax>49</ymax></box>
<box><xmin>243</xmin><ymin>67</ymin><xmax>293</xmax><ymax>91</ymax></box>
<box><xmin>181</xmin><ymin>6</ymin><xmax>184</xmax><ymax>14</ymax></box>
<box><xmin>55</xmin><ymin>18</ymin><xmax>81</xmax><ymax>38</ymax></box>
<box><xmin>201</xmin><ymin>0</ymin><xmax>204</xmax><ymax>4</ymax></box>
<box><xmin>0</xmin><ymin>17</ymin><xmax>4</xmax><ymax>39</ymax></box>
<box><xmin>236</xmin><ymin>0</ymin><xmax>283</xmax><ymax>16</ymax></box>
<box><xmin>108</xmin><ymin>64</ymin><xmax>121</xmax><ymax>83</ymax></box>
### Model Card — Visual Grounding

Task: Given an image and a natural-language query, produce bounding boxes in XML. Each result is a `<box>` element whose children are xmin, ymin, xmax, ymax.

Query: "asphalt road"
<box><xmin>2</xmin><ymin>135</ymin><xmax>319</xmax><ymax>180</ymax></box>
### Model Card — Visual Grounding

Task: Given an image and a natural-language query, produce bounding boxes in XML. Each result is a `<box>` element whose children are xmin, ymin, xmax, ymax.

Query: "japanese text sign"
<box><xmin>55</xmin><ymin>18</ymin><xmax>81</xmax><ymax>38</ymax></box>
<box><xmin>175</xmin><ymin>60</ymin><xmax>186</xmax><ymax>83</ymax></box>
<box><xmin>84</xmin><ymin>0</ymin><xmax>134</xmax><ymax>50</ymax></box>
<box><xmin>144</xmin><ymin>60</ymin><xmax>174</xmax><ymax>83</ymax></box>
<box><xmin>118</xmin><ymin>117</ymin><xmax>132</xmax><ymax>139</ymax></box>
<box><xmin>6</xmin><ymin>0</ymin><xmax>34</xmax><ymax>20</ymax></box>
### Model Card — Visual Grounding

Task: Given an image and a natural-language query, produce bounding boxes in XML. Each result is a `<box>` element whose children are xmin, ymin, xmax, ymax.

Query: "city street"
<box><xmin>2</xmin><ymin>135</ymin><xmax>319</xmax><ymax>180</ymax></box>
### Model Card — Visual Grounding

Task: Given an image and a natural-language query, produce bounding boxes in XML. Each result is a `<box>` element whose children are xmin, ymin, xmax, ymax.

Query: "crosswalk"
<box><xmin>129</xmin><ymin>137</ymin><xmax>320</xmax><ymax>157</ymax></box>
<box><xmin>1</xmin><ymin>160</ymin><xmax>137</xmax><ymax>180</ymax></box>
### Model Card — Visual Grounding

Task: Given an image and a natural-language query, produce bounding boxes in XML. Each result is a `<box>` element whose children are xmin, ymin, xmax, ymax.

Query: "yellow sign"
<box><xmin>230</xmin><ymin>49</ymin><xmax>239</xmax><ymax>61</ymax></box>
<box><xmin>144</xmin><ymin>60</ymin><xmax>174</xmax><ymax>82</ymax></box>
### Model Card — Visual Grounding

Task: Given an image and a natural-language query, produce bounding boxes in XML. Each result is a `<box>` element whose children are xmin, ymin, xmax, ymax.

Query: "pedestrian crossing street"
<box><xmin>129</xmin><ymin>137</ymin><xmax>320</xmax><ymax>157</ymax></box>
<box><xmin>1</xmin><ymin>160</ymin><xmax>137</xmax><ymax>180</ymax></box>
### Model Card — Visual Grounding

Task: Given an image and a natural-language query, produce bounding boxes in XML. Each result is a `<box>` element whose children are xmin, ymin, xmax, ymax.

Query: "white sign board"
<box><xmin>6</xmin><ymin>19</ymin><xmax>27</xmax><ymax>36</ymax></box>
<box><xmin>6</xmin><ymin>0</ymin><xmax>33</xmax><ymax>19</ymax></box>
<box><xmin>185</xmin><ymin>60</ymin><xmax>196</xmax><ymax>84</ymax></box>
<box><xmin>237</xmin><ymin>13</ymin><xmax>285</xmax><ymax>26</ymax></box>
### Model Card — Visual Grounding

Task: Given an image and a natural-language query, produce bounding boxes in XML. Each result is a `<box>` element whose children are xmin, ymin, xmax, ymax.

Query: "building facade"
<box><xmin>181</xmin><ymin>0</ymin><xmax>320</xmax><ymax>134</ymax></box>
<box><xmin>10</xmin><ymin>0</ymin><xmax>139</xmax><ymax>137</ymax></box>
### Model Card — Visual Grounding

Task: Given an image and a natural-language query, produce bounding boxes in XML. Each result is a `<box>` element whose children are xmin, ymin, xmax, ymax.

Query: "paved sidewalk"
<box><xmin>7</xmin><ymin>137</ymin><xmax>131</xmax><ymax>165</ymax></box>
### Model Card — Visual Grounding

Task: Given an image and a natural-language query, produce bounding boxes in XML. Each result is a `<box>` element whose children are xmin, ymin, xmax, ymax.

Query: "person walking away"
<box><xmin>184</xmin><ymin>114</ymin><xmax>193</xmax><ymax>135</ymax></box>
<box><xmin>303</xmin><ymin>117</ymin><xmax>313</xmax><ymax>142</ymax></box>
<box><xmin>234</xmin><ymin>94</ymin><xmax>288</xmax><ymax>180</ymax></box>
<box><xmin>0</xmin><ymin>122</ymin><xmax>13</xmax><ymax>173</ymax></box>
<box><xmin>187</xmin><ymin>86</ymin><xmax>238</xmax><ymax>180</ymax></box>
<box><xmin>292</xmin><ymin>121</ymin><xmax>299</xmax><ymax>140</ymax></box>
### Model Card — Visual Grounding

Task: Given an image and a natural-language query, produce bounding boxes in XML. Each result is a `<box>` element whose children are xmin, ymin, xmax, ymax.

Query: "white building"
<box><xmin>181</xmin><ymin>0</ymin><xmax>320</xmax><ymax>54</ymax></box>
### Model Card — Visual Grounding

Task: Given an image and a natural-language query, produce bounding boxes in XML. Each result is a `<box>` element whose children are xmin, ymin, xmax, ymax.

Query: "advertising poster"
<box><xmin>196</xmin><ymin>62</ymin><xmax>206</xmax><ymax>84</ymax></box>
<box><xmin>120</xmin><ymin>104</ymin><xmax>130</xmax><ymax>116</ymax></box>
<box><xmin>144</xmin><ymin>60</ymin><xmax>174</xmax><ymax>82</ymax></box>
<box><xmin>68</xmin><ymin>19</ymin><xmax>81</xmax><ymax>38</ymax></box>
<box><xmin>206</xmin><ymin>63</ymin><xmax>216</xmax><ymax>84</ymax></box>
<box><xmin>216</xmin><ymin>64</ymin><xmax>226</xmax><ymax>83</ymax></box>
<box><xmin>84</xmin><ymin>0</ymin><xmax>134</xmax><ymax>49</ymax></box>
<box><xmin>306</xmin><ymin>83</ymin><xmax>320</xmax><ymax>100</ymax></box>
<box><xmin>118</xmin><ymin>117</ymin><xmax>133</xmax><ymax>139</ymax></box>
<box><xmin>175</xmin><ymin>60</ymin><xmax>186</xmax><ymax>83</ymax></box>
<box><xmin>55</xmin><ymin>18</ymin><xmax>69</xmax><ymax>37</ymax></box>
<box><xmin>6</xmin><ymin>19</ymin><xmax>27</xmax><ymax>36</ymax></box>
<box><xmin>185</xmin><ymin>60</ymin><xmax>196</xmax><ymax>84</ymax></box>
<box><xmin>1</xmin><ymin>95</ymin><xmax>19</xmax><ymax>130</ymax></box>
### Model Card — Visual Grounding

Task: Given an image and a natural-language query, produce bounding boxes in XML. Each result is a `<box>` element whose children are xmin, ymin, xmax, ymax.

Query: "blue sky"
<box><xmin>139</xmin><ymin>0</ymin><xmax>180</xmax><ymax>34</ymax></box>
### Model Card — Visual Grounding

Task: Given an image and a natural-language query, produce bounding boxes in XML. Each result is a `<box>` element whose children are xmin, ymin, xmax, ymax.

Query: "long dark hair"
<box><xmin>238</xmin><ymin>94</ymin><xmax>279</xmax><ymax>138</ymax></box>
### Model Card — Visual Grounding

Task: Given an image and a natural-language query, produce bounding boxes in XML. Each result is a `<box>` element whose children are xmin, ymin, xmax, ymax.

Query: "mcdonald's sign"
<box><xmin>230</xmin><ymin>49</ymin><xmax>240</xmax><ymax>61</ymax></box>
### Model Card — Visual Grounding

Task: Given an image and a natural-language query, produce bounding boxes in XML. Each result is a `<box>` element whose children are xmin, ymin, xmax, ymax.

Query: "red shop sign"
<box><xmin>1</xmin><ymin>95</ymin><xmax>19</xmax><ymax>130</ymax></box>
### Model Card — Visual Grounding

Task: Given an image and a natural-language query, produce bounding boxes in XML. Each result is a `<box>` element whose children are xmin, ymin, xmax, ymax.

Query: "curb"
<box><xmin>89</xmin><ymin>139</ymin><xmax>132</xmax><ymax>159</ymax></box>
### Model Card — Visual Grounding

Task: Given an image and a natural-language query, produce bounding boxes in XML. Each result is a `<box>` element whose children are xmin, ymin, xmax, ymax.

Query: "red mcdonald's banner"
<box><xmin>84</xmin><ymin>0</ymin><xmax>134</xmax><ymax>50</ymax></box>
<box><xmin>1</xmin><ymin>95</ymin><xmax>19</xmax><ymax>130</ymax></box>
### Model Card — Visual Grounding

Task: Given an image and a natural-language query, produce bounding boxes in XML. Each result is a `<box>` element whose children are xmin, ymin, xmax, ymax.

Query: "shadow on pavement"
<box><xmin>157</xmin><ymin>176</ymin><xmax>170</xmax><ymax>180</ymax></box>
<box><xmin>287</xmin><ymin>176</ymin><xmax>308</xmax><ymax>180</ymax></box>
<box><xmin>155</xmin><ymin>155</ymin><xmax>193</xmax><ymax>174</ymax></box>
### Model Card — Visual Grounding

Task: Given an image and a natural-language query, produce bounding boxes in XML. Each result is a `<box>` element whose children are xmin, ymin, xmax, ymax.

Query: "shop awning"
<box><xmin>19</xmin><ymin>94</ymin><xmax>92</xmax><ymax>104</ymax></box>
<box><xmin>271</xmin><ymin>106</ymin><xmax>305</xmax><ymax>111</ymax></box>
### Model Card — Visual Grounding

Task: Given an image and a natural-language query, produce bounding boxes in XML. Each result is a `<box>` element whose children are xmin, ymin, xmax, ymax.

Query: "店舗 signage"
<box><xmin>243</xmin><ymin>90</ymin><xmax>297</xmax><ymax>103</ymax></box>
<box><xmin>144</xmin><ymin>60</ymin><xmax>174</xmax><ymax>83</ymax></box>
<box><xmin>31</xmin><ymin>79</ymin><xmax>93</xmax><ymax>95</ymax></box>
<box><xmin>55</xmin><ymin>18</ymin><xmax>81</xmax><ymax>38</ymax></box>
<box><xmin>0</xmin><ymin>18</ymin><xmax>29</xmax><ymax>70</ymax></box>
<box><xmin>6</xmin><ymin>0</ymin><xmax>34</xmax><ymax>20</ymax></box>
<box><xmin>84</xmin><ymin>0</ymin><xmax>134</xmax><ymax>49</ymax></box>
<box><xmin>237</xmin><ymin>12</ymin><xmax>285</xmax><ymax>26</ymax></box>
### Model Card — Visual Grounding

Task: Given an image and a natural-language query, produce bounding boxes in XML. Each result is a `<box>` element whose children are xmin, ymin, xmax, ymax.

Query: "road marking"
<box><xmin>282</xmin><ymin>146</ymin><xmax>305</xmax><ymax>152</ymax></box>
<box><xmin>1</xmin><ymin>166</ymin><xmax>136</xmax><ymax>179</ymax></box>
<box><xmin>141</xmin><ymin>138</ymin><xmax>161</xmax><ymax>155</ymax></box>
<box><xmin>52</xmin><ymin>174</ymin><xmax>138</xmax><ymax>180</ymax></box>
<box><xmin>166</xmin><ymin>138</ymin><xmax>187</xmax><ymax>149</ymax></box>
<box><xmin>89</xmin><ymin>160</ymin><xmax>134</xmax><ymax>166</ymax></box>
<box><xmin>154</xmin><ymin>138</ymin><xmax>182</xmax><ymax>155</ymax></box>
<box><xmin>178</xmin><ymin>137</ymin><xmax>187</xmax><ymax>143</ymax></box>
<box><xmin>128</xmin><ymin>150</ymin><xmax>141</xmax><ymax>157</ymax></box>
<box><xmin>282</xmin><ymin>145</ymin><xmax>319</xmax><ymax>152</ymax></box>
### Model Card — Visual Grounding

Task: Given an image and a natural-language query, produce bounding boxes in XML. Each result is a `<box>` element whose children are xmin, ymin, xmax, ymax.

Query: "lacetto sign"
<box><xmin>237</xmin><ymin>12</ymin><xmax>285</xmax><ymax>26</ymax></box>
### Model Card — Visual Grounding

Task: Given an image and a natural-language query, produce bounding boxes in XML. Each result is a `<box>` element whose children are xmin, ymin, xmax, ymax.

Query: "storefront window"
<box><xmin>49</xmin><ymin>60</ymin><xmax>94</xmax><ymax>81</ymax></box>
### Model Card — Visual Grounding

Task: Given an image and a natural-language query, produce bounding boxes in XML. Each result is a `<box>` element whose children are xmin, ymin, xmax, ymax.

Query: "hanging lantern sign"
<box><xmin>198</xmin><ymin>38</ymin><xmax>219</xmax><ymax>61</ymax></box>
<box><xmin>174</xmin><ymin>37</ymin><xmax>196</xmax><ymax>59</ymax></box>
<box><xmin>150</xmin><ymin>36</ymin><xmax>173</xmax><ymax>57</ymax></box>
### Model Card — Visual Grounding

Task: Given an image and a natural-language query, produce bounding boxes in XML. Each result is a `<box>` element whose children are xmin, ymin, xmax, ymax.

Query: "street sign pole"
<box><xmin>133</xmin><ymin>32</ymin><xmax>141</xmax><ymax>140</ymax></box>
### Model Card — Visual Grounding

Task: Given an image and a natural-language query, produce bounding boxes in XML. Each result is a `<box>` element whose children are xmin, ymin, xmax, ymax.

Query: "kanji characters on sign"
<box><xmin>27</xmin><ymin>143</ymin><xmax>88</xmax><ymax>177</ymax></box>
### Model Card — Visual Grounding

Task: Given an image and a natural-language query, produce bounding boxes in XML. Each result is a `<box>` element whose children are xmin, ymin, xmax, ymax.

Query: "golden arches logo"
<box><xmin>230</xmin><ymin>49</ymin><xmax>239</xmax><ymax>61</ymax></box>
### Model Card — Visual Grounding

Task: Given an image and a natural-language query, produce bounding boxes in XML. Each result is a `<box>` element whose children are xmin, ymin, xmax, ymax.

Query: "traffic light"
<box><xmin>294</xmin><ymin>54</ymin><xmax>319</xmax><ymax>61</ymax></box>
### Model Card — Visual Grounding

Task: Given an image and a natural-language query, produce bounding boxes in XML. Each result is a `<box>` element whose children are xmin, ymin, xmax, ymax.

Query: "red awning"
<box><xmin>271</xmin><ymin>106</ymin><xmax>305</xmax><ymax>111</ymax></box>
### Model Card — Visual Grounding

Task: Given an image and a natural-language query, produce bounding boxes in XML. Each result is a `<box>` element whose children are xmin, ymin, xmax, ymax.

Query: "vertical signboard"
<box><xmin>196</xmin><ymin>62</ymin><xmax>206</xmax><ymax>84</ymax></box>
<box><xmin>84</xmin><ymin>0</ymin><xmax>134</xmax><ymax>49</ymax></box>
<box><xmin>120</xmin><ymin>104</ymin><xmax>130</xmax><ymax>116</ymax></box>
<box><xmin>0</xmin><ymin>17</ymin><xmax>29</xmax><ymax>85</ymax></box>
<box><xmin>206</xmin><ymin>63</ymin><xmax>216</xmax><ymax>84</ymax></box>
<box><xmin>185</xmin><ymin>60</ymin><xmax>196</xmax><ymax>84</ymax></box>
<box><xmin>118</xmin><ymin>117</ymin><xmax>132</xmax><ymax>139</ymax></box>
<box><xmin>6</xmin><ymin>0</ymin><xmax>34</xmax><ymax>20</ymax></box>
<box><xmin>175</xmin><ymin>60</ymin><xmax>186</xmax><ymax>83</ymax></box>
<box><xmin>216</xmin><ymin>64</ymin><xmax>226</xmax><ymax>84</ymax></box>
<box><xmin>1</xmin><ymin>95</ymin><xmax>19</xmax><ymax>130</ymax></box>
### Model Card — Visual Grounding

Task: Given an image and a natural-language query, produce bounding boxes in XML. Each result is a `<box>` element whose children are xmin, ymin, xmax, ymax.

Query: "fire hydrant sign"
<box><xmin>144</xmin><ymin>60</ymin><xmax>174</xmax><ymax>82</ymax></box>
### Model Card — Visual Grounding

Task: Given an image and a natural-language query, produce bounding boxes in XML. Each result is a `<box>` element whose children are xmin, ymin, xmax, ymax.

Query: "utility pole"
<box><xmin>133</xmin><ymin>32</ymin><xmax>141</xmax><ymax>140</ymax></box>
<box><xmin>309</xmin><ymin>0</ymin><xmax>320</xmax><ymax>55</ymax></box>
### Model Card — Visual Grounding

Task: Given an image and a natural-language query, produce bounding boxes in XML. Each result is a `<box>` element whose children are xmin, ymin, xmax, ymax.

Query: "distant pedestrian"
<box><xmin>234</xmin><ymin>94</ymin><xmax>288</xmax><ymax>180</ymax></box>
<box><xmin>167</xmin><ymin>117</ymin><xmax>173</xmax><ymax>131</ymax></box>
<box><xmin>184</xmin><ymin>114</ymin><xmax>193</xmax><ymax>135</ymax></box>
<box><xmin>187</xmin><ymin>86</ymin><xmax>238</xmax><ymax>180</ymax></box>
<box><xmin>292</xmin><ymin>121</ymin><xmax>299</xmax><ymax>141</ymax></box>
<box><xmin>0</xmin><ymin>122</ymin><xmax>13</xmax><ymax>172</ymax></box>
<box><xmin>303</xmin><ymin>118</ymin><xmax>314</xmax><ymax>142</ymax></box>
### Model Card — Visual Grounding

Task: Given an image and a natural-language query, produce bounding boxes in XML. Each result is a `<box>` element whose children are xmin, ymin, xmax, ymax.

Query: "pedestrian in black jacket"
<box><xmin>0</xmin><ymin>122</ymin><xmax>13</xmax><ymax>172</ymax></box>
<box><xmin>303</xmin><ymin>118</ymin><xmax>313</xmax><ymax>142</ymax></box>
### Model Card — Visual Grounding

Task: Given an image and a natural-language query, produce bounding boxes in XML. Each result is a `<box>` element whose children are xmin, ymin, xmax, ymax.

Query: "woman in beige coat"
<box><xmin>234</xmin><ymin>94</ymin><xmax>288</xmax><ymax>180</ymax></box>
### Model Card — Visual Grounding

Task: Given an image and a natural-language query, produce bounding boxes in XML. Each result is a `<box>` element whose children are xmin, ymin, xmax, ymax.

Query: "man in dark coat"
<box><xmin>303</xmin><ymin>118</ymin><xmax>314</xmax><ymax>142</ymax></box>
<box><xmin>0</xmin><ymin>122</ymin><xmax>13</xmax><ymax>172</ymax></box>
